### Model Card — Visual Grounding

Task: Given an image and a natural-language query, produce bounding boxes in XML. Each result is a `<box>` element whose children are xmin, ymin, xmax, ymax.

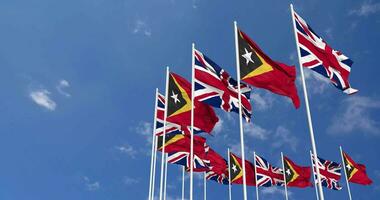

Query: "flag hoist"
<box><xmin>290</xmin><ymin>4</ymin><xmax>325</xmax><ymax>200</ymax></box>
<box><xmin>190</xmin><ymin>43</ymin><xmax>195</xmax><ymax>200</ymax></box>
<box><xmin>281</xmin><ymin>152</ymin><xmax>289</xmax><ymax>200</ymax></box>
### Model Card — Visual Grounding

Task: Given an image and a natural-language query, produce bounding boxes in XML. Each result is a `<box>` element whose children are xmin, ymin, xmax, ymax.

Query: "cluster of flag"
<box><xmin>148</xmin><ymin>5</ymin><xmax>370</xmax><ymax>200</ymax></box>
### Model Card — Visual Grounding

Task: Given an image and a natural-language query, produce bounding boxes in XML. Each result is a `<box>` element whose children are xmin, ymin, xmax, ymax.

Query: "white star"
<box><xmin>171</xmin><ymin>91</ymin><xmax>180</xmax><ymax>104</ymax></box>
<box><xmin>286</xmin><ymin>169</ymin><xmax>291</xmax><ymax>176</ymax></box>
<box><xmin>242</xmin><ymin>48</ymin><xmax>254</xmax><ymax>65</ymax></box>
<box><xmin>232</xmin><ymin>164</ymin><xmax>237</xmax><ymax>172</ymax></box>
<box><xmin>346</xmin><ymin>164</ymin><xmax>352</xmax><ymax>170</ymax></box>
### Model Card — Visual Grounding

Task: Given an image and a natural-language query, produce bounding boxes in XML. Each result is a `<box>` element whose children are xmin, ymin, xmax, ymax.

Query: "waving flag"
<box><xmin>229</xmin><ymin>152</ymin><xmax>256</xmax><ymax>186</ymax></box>
<box><xmin>194</xmin><ymin>48</ymin><xmax>252</xmax><ymax>122</ymax></box>
<box><xmin>236</xmin><ymin>28</ymin><xmax>300</xmax><ymax>108</ymax></box>
<box><xmin>206</xmin><ymin>149</ymin><xmax>229</xmax><ymax>185</ymax></box>
<box><xmin>254</xmin><ymin>154</ymin><xmax>284</xmax><ymax>187</ymax></box>
<box><xmin>311</xmin><ymin>154</ymin><xmax>343</xmax><ymax>190</ymax></box>
<box><xmin>283</xmin><ymin>156</ymin><xmax>312</xmax><ymax>187</ymax></box>
<box><xmin>166</xmin><ymin>72</ymin><xmax>219</xmax><ymax>134</ymax></box>
<box><xmin>293</xmin><ymin>10</ymin><xmax>358</xmax><ymax>94</ymax></box>
<box><xmin>155</xmin><ymin>92</ymin><xmax>182</xmax><ymax>136</ymax></box>
<box><xmin>342</xmin><ymin>151</ymin><xmax>373</xmax><ymax>185</ymax></box>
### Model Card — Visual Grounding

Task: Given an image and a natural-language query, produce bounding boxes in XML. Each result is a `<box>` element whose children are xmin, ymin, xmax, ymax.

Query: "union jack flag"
<box><xmin>293</xmin><ymin>10</ymin><xmax>358</xmax><ymax>94</ymax></box>
<box><xmin>167</xmin><ymin>145</ymin><xmax>210</xmax><ymax>172</ymax></box>
<box><xmin>254</xmin><ymin>154</ymin><xmax>284</xmax><ymax>187</ymax></box>
<box><xmin>205</xmin><ymin>170</ymin><xmax>229</xmax><ymax>185</ymax></box>
<box><xmin>311</xmin><ymin>154</ymin><xmax>343</xmax><ymax>190</ymax></box>
<box><xmin>194</xmin><ymin>49</ymin><xmax>252</xmax><ymax>122</ymax></box>
<box><xmin>155</xmin><ymin>93</ymin><xmax>182</xmax><ymax>136</ymax></box>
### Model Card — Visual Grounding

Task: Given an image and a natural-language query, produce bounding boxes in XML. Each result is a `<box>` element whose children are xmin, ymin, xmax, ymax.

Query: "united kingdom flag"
<box><xmin>194</xmin><ymin>48</ymin><xmax>252</xmax><ymax>122</ymax></box>
<box><xmin>167</xmin><ymin>150</ymin><xmax>210</xmax><ymax>172</ymax></box>
<box><xmin>205</xmin><ymin>170</ymin><xmax>229</xmax><ymax>185</ymax></box>
<box><xmin>293</xmin><ymin>9</ymin><xmax>358</xmax><ymax>94</ymax></box>
<box><xmin>155</xmin><ymin>92</ymin><xmax>183</xmax><ymax>136</ymax></box>
<box><xmin>254</xmin><ymin>154</ymin><xmax>284</xmax><ymax>187</ymax></box>
<box><xmin>311</xmin><ymin>154</ymin><xmax>343</xmax><ymax>190</ymax></box>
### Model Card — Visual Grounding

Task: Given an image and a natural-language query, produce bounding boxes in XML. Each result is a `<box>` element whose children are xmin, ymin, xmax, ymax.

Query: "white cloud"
<box><xmin>300</xmin><ymin>69</ymin><xmax>331</xmax><ymax>94</ymax></box>
<box><xmin>132</xmin><ymin>19</ymin><xmax>152</xmax><ymax>37</ymax></box>
<box><xmin>244</xmin><ymin>122</ymin><xmax>270</xmax><ymax>140</ymax></box>
<box><xmin>56</xmin><ymin>79</ymin><xmax>71</xmax><ymax>97</ymax></box>
<box><xmin>272</xmin><ymin>126</ymin><xmax>298</xmax><ymax>152</ymax></box>
<box><xmin>349</xmin><ymin>1</ymin><xmax>380</xmax><ymax>16</ymax></box>
<box><xmin>213</xmin><ymin>119</ymin><xmax>224</xmax><ymax>135</ymax></box>
<box><xmin>261</xmin><ymin>187</ymin><xmax>292</xmax><ymax>197</ymax></box>
<box><xmin>123</xmin><ymin>176</ymin><xmax>139</xmax><ymax>185</ymax></box>
<box><xmin>83</xmin><ymin>176</ymin><xmax>100</xmax><ymax>191</ymax></box>
<box><xmin>328</xmin><ymin>96</ymin><xmax>380</xmax><ymax>135</ymax></box>
<box><xmin>136</xmin><ymin>121</ymin><xmax>153</xmax><ymax>144</ymax></box>
<box><xmin>115</xmin><ymin>144</ymin><xmax>137</xmax><ymax>158</ymax></box>
<box><xmin>29</xmin><ymin>89</ymin><xmax>57</xmax><ymax>111</ymax></box>
<box><xmin>250</xmin><ymin>91</ymin><xmax>275</xmax><ymax>111</ymax></box>
<box><xmin>324</xmin><ymin>28</ymin><xmax>333</xmax><ymax>39</ymax></box>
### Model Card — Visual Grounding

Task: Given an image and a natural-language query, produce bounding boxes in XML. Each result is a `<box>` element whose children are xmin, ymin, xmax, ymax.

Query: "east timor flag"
<box><xmin>342</xmin><ymin>151</ymin><xmax>372</xmax><ymax>185</ymax></box>
<box><xmin>229</xmin><ymin>152</ymin><xmax>255</xmax><ymax>186</ymax></box>
<box><xmin>237</xmin><ymin>28</ymin><xmax>300</xmax><ymax>108</ymax></box>
<box><xmin>283</xmin><ymin>156</ymin><xmax>312</xmax><ymax>188</ymax></box>
<box><xmin>166</xmin><ymin>72</ymin><xmax>218</xmax><ymax>134</ymax></box>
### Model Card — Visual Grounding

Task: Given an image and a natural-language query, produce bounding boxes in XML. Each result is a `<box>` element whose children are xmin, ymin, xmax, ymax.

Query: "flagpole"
<box><xmin>204</xmin><ymin>172</ymin><xmax>207</xmax><ymax>200</ymax></box>
<box><xmin>159</xmin><ymin>67</ymin><xmax>170</xmax><ymax>200</ymax></box>
<box><xmin>253</xmin><ymin>152</ymin><xmax>259</xmax><ymax>200</ymax></box>
<box><xmin>234</xmin><ymin>20</ymin><xmax>248</xmax><ymax>200</ymax></box>
<box><xmin>228</xmin><ymin>148</ymin><xmax>232</xmax><ymax>200</ymax></box>
<box><xmin>151</xmin><ymin>132</ymin><xmax>158</xmax><ymax>200</ymax></box>
<box><xmin>149</xmin><ymin>88</ymin><xmax>159</xmax><ymax>200</ymax></box>
<box><xmin>290</xmin><ymin>4</ymin><xmax>325</xmax><ymax>200</ymax></box>
<box><xmin>164</xmin><ymin>153</ymin><xmax>168</xmax><ymax>200</ymax></box>
<box><xmin>310</xmin><ymin>151</ymin><xmax>320</xmax><ymax>200</ymax></box>
<box><xmin>190</xmin><ymin>42</ymin><xmax>195</xmax><ymax>200</ymax></box>
<box><xmin>340</xmin><ymin>146</ymin><xmax>353</xmax><ymax>200</ymax></box>
<box><xmin>182</xmin><ymin>166</ymin><xmax>185</xmax><ymax>200</ymax></box>
<box><xmin>281</xmin><ymin>152</ymin><xmax>288</xmax><ymax>200</ymax></box>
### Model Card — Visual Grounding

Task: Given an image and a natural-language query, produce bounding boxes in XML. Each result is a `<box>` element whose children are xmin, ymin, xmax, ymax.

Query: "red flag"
<box><xmin>166</xmin><ymin>72</ymin><xmax>219</xmax><ymax>133</ymax></box>
<box><xmin>343</xmin><ymin>151</ymin><xmax>373</xmax><ymax>185</ymax></box>
<box><xmin>283</xmin><ymin>156</ymin><xmax>312</xmax><ymax>188</ymax></box>
<box><xmin>237</xmin><ymin>29</ymin><xmax>300</xmax><ymax>108</ymax></box>
<box><xmin>229</xmin><ymin>152</ymin><xmax>256</xmax><ymax>186</ymax></box>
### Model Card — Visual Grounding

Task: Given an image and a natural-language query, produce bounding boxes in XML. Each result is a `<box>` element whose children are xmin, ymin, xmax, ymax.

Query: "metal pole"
<box><xmin>290</xmin><ymin>4</ymin><xmax>324</xmax><ymax>200</ymax></box>
<box><xmin>228</xmin><ymin>148</ymin><xmax>232</xmax><ymax>200</ymax></box>
<box><xmin>159</xmin><ymin>67</ymin><xmax>170</xmax><ymax>200</ymax></box>
<box><xmin>253</xmin><ymin>152</ymin><xmax>259</xmax><ymax>200</ymax></box>
<box><xmin>204</xmin><ymin>172</ymin><xmax>207</xmax><ymax>200</ymax></box>
<box><xmin>340</xmin><ymin>146</ymin><xmax>353</xmax><ymax>200</ymax></box>
<box><xmin>190</xmin><ymin>43</ymin><xmax>195</xmax><ymax>200</ymax></box>
<box><xmin>151</xmin><ymin>132</ymin><xmax>158</xmax><ymax>200</ymax></box>
<box><xmin>281</xmin><ymin>152</ymin><xmax>288</xmax><ymax>200</ymax></box>
<box><xmin>164</xmin><ymin>153</ymin><xmax>168</xmax><ymax>200</ymax></box>
<box><xmin>149</xmin><ymin>89</ymin><xmax>159</xmax><ymax>200</ymax></box>
<box><xmin>233</xmin><ymin>20</ymin><xmax>248</xmax><ymax>200</ymax></box>
<box><xmin>310</xmin><ymin>151</ymin><xmax>320</xmax><ymax>200</ymax></box>
<box><xmin>182</xmin><ymin>166</ymin><xmax>185</xmax><ymax>200</ymax></box>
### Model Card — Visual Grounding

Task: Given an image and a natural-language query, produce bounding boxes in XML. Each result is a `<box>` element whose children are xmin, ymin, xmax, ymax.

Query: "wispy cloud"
<box><xmin>29</xmin><ymin>89</ymin><xmax>57</xmax><ymax>111</ymax></box>
<box><xmin>213</xmin><ymin>119</ymin><xmax>224</xmax><ymax>135</ymax></box>
<box><xmin>250</xmin><ymin>91</ymin><xmax>275</xmax><ymax>111</ymax></box>
<box><xmin>56</xmin><ymin>79</ymin><xmax>71</xmax><ymax>97</ymax></box>
<box><xmin>244</xmin><ymin>122</ymin><xmax>270</xmax><ymax>140</ymax></box>
<box><xmin>349</xmin><ymin>1</ymin><xmax>380</xmax><ymax>16</ymax></box>
<box><xmin>136</xmin><ymin>121</ymin><xmax>153</xmax><ymax>144</ymax></box>
<box><xmin>83</xmin><ymin>176</ymin><xmax>100</xmax><ymax>191</ymax></box>
<box><xmin>115</xmin><ymin>144</ymin><xmax>137</xmax><ymax>158</ymax></box>
<box><xmin>261</xmin><ymin>187</ymin><xmax>291</xmax><ymax>197</ymax></box>
<box><xmin>328</xmin><ymin>96</ymin><xmax>380</xmax><ymax>135</ymax></box>
<box><xmin>272</xmin><ymin>126</ymin><xmax>298</xmax><ymax>152</ymax></box>
<box><xmin>132</xmin><ymin>19</ymin><xmax>152</xmax><ymax>37</ymax></box>
<box><xmin>123</xmin><ymin>176</ymin><xmax>139</xmax><ymax>185</ymax></box>
<box><xmin>300</xmin><ymin>69</ymin><xmax>331</xmax><ymax>94</ymax></box>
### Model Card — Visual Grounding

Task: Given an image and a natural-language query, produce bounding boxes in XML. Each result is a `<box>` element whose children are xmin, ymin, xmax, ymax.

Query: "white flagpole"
<box><xmin>190</xmin><ymin>43</ymin><xmax>195</xmax><ymax>200</ymax></box>
<box><xmin>182</xmin><ymin>166</ymin><xmax>185</xmax><ymax>200</ymax></box>
<box><xmin>164</xmin><ymin>154</ymin><xmax>168</xmax><ymax>200</ymax></box>
<box><xmin>204</xmin><ymin>172</ymin><xmax>207</xmax><ymax>200</ymax></box>
<box><xmin>253</xmin><ymin>152</ymin><xmax>259</xmax><ymax>200</ymax></box>
<box><xmin>151</xmin><ymin>132</ymin><xmax>158</xmax><ymax>200</ymax></box>
<box><xmin>233</xmin><ymin>20</ymin><xmax>248</xmax><ymax>200</ymax></box>
<box><xmin>310</xmin><ymin>151</ymin><xmax>320</xmax><ymax>200</ymax></box>
<box><xmin>340</xmin><ymin>146</ymin><xmax>353</xmax><ymax>200</ymax></box>
<box><xmin>281</xmin><ymin>152</ymin><xmax>288</xmax><ymax>200</ymax></box>
<box><xmin>290</xmin><ymin>4</ymin><xmax>325</xmax><ymax>200</ymax></box>
<box><xmin>159</xmin><ymin>67</ymin><xmax>170</xmax><ymax>200</ymax></box>
<box><xmin>228</xmin><ymin>148</ymin><xmax>232</xmax><ymax>200</ymax></box>
<box><xmin>149</xmin><ymin>89</ymin><xmax>159</xmax><ymax>200</ymax></box>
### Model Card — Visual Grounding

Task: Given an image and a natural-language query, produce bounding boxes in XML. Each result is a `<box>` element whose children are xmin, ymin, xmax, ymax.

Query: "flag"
<box><xmin>236</xmin><ymin>28</ymin><xmax>300</xmax><ymax>108</ymax></box>
<box><xmin>194</xmin><ymin>48</ymin><xmax>252</xmax><ymax>122</ymax></box>
<box><xmin>342</xmin><ymin>151</ymin><xmax>373</xmax><ymax>185</ymax></box>
<box><xmin>166</xmin><ymin>72</ymin><xmax>219</xmax><ymax>134</ymax></box>
<box><xmin>167</xmin><ymin>143</ymin><xmax>210</xmax><ymax>172</ymax></box>
<box><xmin>205</xmin><ymin>148</ymin><xmax>229</xmax><ymax>185</ymax></box>
<box><xmin>283</xmin><ymin>156</ymin><xmax>312</xmax><ymax>187</ymax></box>
<box><xmin>229</xmin><ymin>152</ymin><xmax>256</xmax><ymax>186</ymax></box>
<box><xmin>155</xmin><ymin>92</ymin><xmax>182</xmax><ymax>136</ymax></box>
<box><xmin>254</xmin><ymin>154</ymin><xmax>284</xmax><ymax>187</ymax></box>
<box><xmin>293</xmin><ymin>10</ymin><xmax>358</xmax><ymax>94</ymax></box>
<box><xmin>311</xmin><ymin>154</ymin><xmax>343</xmax><ymax>190</ymax></box>
<box><xmin>156</xmin><ymin>133</ymin><xmax>206</xmax><ymax>155</ymax></box>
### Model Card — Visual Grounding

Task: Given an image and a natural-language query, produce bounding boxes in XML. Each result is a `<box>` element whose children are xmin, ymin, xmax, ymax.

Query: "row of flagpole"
<box><xmin>147</xmin><ymin>4</ymin><xmax>357</xmax><ymax>200</ymax></box>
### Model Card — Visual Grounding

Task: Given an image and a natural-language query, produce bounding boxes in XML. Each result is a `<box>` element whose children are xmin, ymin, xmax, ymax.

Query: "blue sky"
<box><xmin>1</xmin><ymin>0</ymin><xmax>380</xmax><ymax>199</ymax></box>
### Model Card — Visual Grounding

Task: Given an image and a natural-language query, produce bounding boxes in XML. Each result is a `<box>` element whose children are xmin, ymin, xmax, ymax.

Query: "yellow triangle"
<box><xmin>231</xmin><ymin>155</ymin><xmax>243</xmax><ymax>182</ymax></box>
<box><xmin>242</xmin><ymin>51</ymin><xmax>273</xmax><ymax>80</ymax></box>
<box><xmin>170</xmin><ymin>76</ymin><xmax>192</xmax><ymax>117</ymax></box>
